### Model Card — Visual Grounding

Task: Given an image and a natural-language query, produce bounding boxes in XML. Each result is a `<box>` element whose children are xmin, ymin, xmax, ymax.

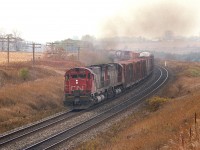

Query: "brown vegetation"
<box><xmin>0</xmin><ymin>76</ymin><xmax>64</xmax><ymax>132</ymax></box>
<box><xmin>0</xmin><ymin>58</ymin><xmax>83</xmax><ymax>133</ymax></box>
<box><xmin>0</xmin><ymin>52</ymin><xmax>43</xmax><ymax>63</ymax></box>
<box><xmin>0</xmin><ymin>50</ymin><xmax>111</xmax><ymax>133</ymax></box>
<box><xmin>77</xmin><ymin>60</ymin><xmax>200</xmax><ymax>150</ymax></box>
<box><xmin>0</xmin><ymin>63</ymin><xmax>59</xmax><ymax>88</ymax></box>
<box><xmin>1</xmin><ymin>52</ymin><xmax>200</xmax><ymax>149</ymax></box>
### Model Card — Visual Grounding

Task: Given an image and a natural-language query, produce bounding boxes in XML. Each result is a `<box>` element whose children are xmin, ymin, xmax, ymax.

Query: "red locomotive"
<box><xmin>64</xmin><ymin>51</ymin><xmax>154</xmax><ymax>109</ymax></box>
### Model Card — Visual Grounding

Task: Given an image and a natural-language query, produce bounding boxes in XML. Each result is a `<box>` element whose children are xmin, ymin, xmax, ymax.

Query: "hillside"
<box><xmin>77</xmin><ymin>60</ymin><xmax>200</xmax><ymax>150</ymax></box>
<box><xmin>0</xmin><ymin>60</ymin><xmax>82</xmax><ymax>133</ymax></box>
<box><xmin>0</xmin><ymin>49</ymin><xmax>115</xmax><ymax>133</ymax></box>
<box><xmin>1</xmin><ymin>59</ymin><xmax>200</xmax><ymax>149</ymax></box>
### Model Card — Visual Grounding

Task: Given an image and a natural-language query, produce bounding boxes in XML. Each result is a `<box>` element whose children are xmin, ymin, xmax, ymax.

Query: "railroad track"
<box><xmin>0</xmin><ymin>86</ymin><xmax>143</xmax><ymax>149</ymax></box>
<box><xmin>22</xmin><ymin>66</ymin><xmax>168</xmax><ymax>150</ymax></box>
<box><xmin>0</xmin><ymin>66</ymin><xmax>167</xmax><ymax>150</ymax></box>
<box><xmin>0</xmin><ymin>82</ymin><xmax>148</xmax><ymax>148</ymax></box>
<box><xmin>0</xmin><ymin>110</ymin><xmax>82</xmax><ymax>146</ymax></box>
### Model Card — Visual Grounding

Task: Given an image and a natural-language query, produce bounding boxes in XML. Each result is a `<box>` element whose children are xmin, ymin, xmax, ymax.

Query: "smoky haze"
<box><xmin>101</xmin><ymin>1</ymin><xmax>198</xmax><ymax>38</ymax></box>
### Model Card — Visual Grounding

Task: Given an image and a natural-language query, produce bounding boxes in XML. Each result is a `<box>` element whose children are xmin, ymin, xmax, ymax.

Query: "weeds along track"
<box><xmin>21</xmin><ymin>66</ymin><xmax>168</xmax><ymax>150</ymax></box>
<box><xmin>0</xmin><ymin>66</ymin><xmax>167</xmax><ymax>150</ymax></box>
<box><xmin>0</xmin><ymin>77</ymin><xmax>152</xmax><ymax>149</ymax></box>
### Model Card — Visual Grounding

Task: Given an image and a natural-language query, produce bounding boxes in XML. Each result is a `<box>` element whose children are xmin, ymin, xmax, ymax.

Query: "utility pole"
<box><xmin>78</xmin><ymin>47</ymin><xmax>80</xmax><ymax>61</ymax></box>
<box><xmin>7</xmin><ymin>36</ymin><xmax>10</xmax><ymax>63</ymax></box>
<box><xmin>28</xmin><ymin>43</ymin><xmax>41</xmax><ymax>65</ymax></box>
<box><xmin>0</xmin><ymin>34</ymin><xmax>15</xmax><ymax>63</ymax></box>
<box><xmin>46</xmin><ymin>40</ymin><xmax>81</xmax><ymax>61</ymax></box>
<box><xmin>46</xmin><ymin>42</ymin><xmax>59</xmax><ymax>53</ymax></box>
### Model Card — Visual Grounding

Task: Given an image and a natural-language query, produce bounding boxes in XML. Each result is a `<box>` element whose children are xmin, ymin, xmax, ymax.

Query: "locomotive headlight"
<box><xmin>76</xmin><ymin>79</ymin><xmax>78</xmax><ymax>84</ymax></box>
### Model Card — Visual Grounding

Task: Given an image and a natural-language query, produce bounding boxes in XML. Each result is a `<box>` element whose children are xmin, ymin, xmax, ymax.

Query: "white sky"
<box><xmin>0</xmin><ymin>0</ymin><xmax>199</xmax><ymax>43</ymax></box>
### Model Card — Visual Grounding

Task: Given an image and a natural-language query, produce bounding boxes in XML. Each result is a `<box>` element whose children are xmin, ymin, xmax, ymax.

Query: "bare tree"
<box><xmin>12</xmin><ymin>30</ymin><xmax>23</xmax><ymax>51</ymax></box>
<box><xmin>81</xmin><ymin>34</ymin><xmax>95</xmax><ymax>42</ymax></box>
<box><xmin>163</xmin><ymin>30</ymin><xmax>174</xmax><ymax>40</ymax></box>
<box><xmin>0</xmin><ymin>29</ymin><xmax>6</xmax><ymax>51</ymax></box>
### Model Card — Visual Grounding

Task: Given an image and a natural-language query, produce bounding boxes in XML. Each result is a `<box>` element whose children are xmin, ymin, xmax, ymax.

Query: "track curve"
<box><xmin>23</xmin><ymin>66</ymin><xmax>169</xmax><ymax>150</ymax></box>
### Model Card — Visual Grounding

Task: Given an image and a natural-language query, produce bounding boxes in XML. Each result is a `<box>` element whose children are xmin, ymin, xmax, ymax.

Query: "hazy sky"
<box><xmin>0</xmin><ymin>0</ymin><xmax>200</xmax><ymax>43</ymax></box>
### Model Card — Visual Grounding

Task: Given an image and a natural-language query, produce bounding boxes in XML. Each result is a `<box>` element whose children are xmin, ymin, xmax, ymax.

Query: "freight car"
<box><xmin>63</xmin><ymin>51</ymin><xmax>154</xmax><ymax>109</ymax></box>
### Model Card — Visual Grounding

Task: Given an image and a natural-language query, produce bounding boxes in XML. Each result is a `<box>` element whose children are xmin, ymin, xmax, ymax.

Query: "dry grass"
<box><xmin>0</xmin><ymin>51</ymin><xmax>85</xmax><ymax>133</ymax></box>
<box><xmin>0</xmin><ymin>66</ymin><xmax>59</xmax><ymax>87</ymax></box>
<box><xmin>0</xmin><ymin>59</ymin><xmax>83</xmax><ymax>133</ymax></box>
<box><xmin>0</xmin><ymin>76</ymin><xmax>65</xmax><ymax>133</ymax></box>
<box><xmin>0</xmin><ymin>52</ymin><xmax>43</xmax><ymax>63</ymax></box>
<box><xmin>77</xmin><ymin>60</ymin><xmax>200</xmax><ymax>150</ymax></box>
<box><xmin>99</xmin><ymin>94</ymin><xmax>200</xmax><ymax>150</ymax></box>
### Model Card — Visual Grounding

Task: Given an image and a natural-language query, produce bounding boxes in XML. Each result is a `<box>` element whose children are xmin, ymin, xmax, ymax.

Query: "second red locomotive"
<box><xmin>64</xmin><ymin>51</ymin><xmax>154</xmax><ymax>109</ymax></box>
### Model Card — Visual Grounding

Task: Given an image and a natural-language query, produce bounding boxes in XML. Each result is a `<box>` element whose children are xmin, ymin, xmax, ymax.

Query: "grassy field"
<box><xmin>77</xmin><ymin>60</ymin><xmax>200</xmax><ymax>150</ymax></box>
<box><xmin>0</xmin><ymin>59</ymin><xmax>82</xmax><ymax>133</ymax></box>
<box><xmin>0</xmin><ymin>50</ymin><xmax>112</xmax><ymax>133</ymax></box>
<box><xmin>0</xmin><ymin>52</ymin><xmax>43</xmax><ymax>63</ymax></box>
<box><xmin>1</xmin><ymin>54</ymin><xmax>200</xmax><ymax>149</ymax></box>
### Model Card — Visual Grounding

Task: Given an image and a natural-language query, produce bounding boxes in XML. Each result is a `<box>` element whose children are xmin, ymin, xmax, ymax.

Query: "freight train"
<box><xmin>63</xmin><ymin>51</ymin><xmax>154</xmax><ymax>109</ymax></box>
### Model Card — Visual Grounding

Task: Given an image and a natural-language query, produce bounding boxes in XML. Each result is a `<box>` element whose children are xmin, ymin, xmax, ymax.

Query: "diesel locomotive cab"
<box><xmin>64</xmin><ymin>67</ymin><xmax>94</xmax><ymax>108</ymax></box>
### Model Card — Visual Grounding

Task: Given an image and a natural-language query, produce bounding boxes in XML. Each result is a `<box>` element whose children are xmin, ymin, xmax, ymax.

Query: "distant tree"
<box><xmin>164</xmin><ymin>53</ymin><xmax>176</xmax><ymax>60</ymax></box>
<box><xmin>81</xmin><ymin>34</ymin><xmax>96</xmax><ymax>42</ymax></box>
<box><xmin>12</xmin><ymin>30</ymin><xmax>23</xmax><ymax>51</ymax></box>
<box><xmin>0</xmin><ymin>35</ymin><xmax>4</xmax><ymax>51</ymax></box>
<box><xmin>0</xmin><ymin>29</ymin><xmax>6</xmax><ymax>51</ymax></box>
<box><xmin>164</xmin><ymin>30</ymin><xmax>174</xmax><ymax>40</ymax></box>
<box><xmin>81</xmin><ymin>35</ymin><xmax>95</xmax><ymax>51</ymax></box>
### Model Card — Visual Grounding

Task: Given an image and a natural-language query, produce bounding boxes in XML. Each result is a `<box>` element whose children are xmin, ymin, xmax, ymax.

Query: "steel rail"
<box><xmin>0</xmin><ymin>110</ymin><xmax>78</xmax><ymax>146</ymax></box>
<box><xmin>0</xmin><ymin>68</ymin><xmax>157</xmax><ymax>147</ymax></box>
<box><xmin>24</xmin><ymin>66</ymin><xmax>168</xmax><ymax>150</ymax></box>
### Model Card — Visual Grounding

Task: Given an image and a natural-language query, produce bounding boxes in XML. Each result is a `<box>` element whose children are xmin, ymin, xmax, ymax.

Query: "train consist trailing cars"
<box><xmin>64</xmin><ymin>51</ymin><xmax>154</xmax><ymax>109</ymax></box>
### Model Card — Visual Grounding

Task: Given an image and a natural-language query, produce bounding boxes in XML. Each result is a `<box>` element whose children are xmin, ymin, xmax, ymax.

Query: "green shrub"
<box><xmin>19</xmin><ymin>68</ymin><xmax>29</xmax><ymax>80</ymax></box>
<box><xmin>183</xmin><ymin>67</ymin><xmax>200</xmax><ymax>77</ymax></box>
<box><xmin>188</xmin><ymin>68</ymin><xmax>200</xmax><ymax>77</ymax></box>
<box><xmin>147</xmin><ymin>96</ymin><xmax>169</xmax><ymax>112</ymax></box>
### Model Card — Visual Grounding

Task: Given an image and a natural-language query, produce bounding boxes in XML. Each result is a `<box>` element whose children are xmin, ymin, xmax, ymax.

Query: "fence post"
<box><xmin>181</xmin><ymin>134</ymin><xmax>184</xmax><ymax>148</ymax></box>
<box><xmin>190</xmin><ymin>127</ymin><xmax>192</xmax><ymax>141</ymax></box>
<box><xmin>195</xmin><ymin>112</ymin><xmax>197</xmax><ymax>124</ymax></box>
<box><xmin>195</xmin><ymin>113</ymin><xmax>199</xmax><ymax>141</ymax></box>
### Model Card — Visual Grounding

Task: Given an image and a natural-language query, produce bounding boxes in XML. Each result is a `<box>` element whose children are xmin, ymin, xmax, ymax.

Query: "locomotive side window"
<box><xmin>88</xmin><ymin>73</ymin><xmax>91</xmax><ymax>79</ymax></box>
<box><xmin>66</xmin><ymin>74</ymin><xmax>69</xmax><ymax>80</ymax></box>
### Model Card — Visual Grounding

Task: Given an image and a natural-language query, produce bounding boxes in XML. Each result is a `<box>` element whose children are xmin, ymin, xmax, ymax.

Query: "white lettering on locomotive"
<box><xmin>71</xmin><ymin>85</ymin><xmax>85</xmax><ymax>91</ymax></box>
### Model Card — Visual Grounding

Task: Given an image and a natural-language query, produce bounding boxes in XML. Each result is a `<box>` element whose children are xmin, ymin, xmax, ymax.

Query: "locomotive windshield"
<box><xmin>71</xmin><ymin>74</ymin><xmax>86</xmax><ymax>79</ymax></box>
<box><xmin>65</xmin><ymin>68</ymin><xmax>94</xmax><ymax>81</ymax></box>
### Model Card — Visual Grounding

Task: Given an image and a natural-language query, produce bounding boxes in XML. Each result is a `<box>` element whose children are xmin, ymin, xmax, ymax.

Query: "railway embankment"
<box><xmin>1</xmin><ymin>60</ymin><xmax>200</xmax><ymax>149</ymax></box>
<box><xmin>76</xmin><ymin>61</ymin><xmax>200</xmax><ymax>150</ymax></box>
<box><xmin>0</xmin><ymin>61</ymin><xmax>81</xmax><ymax>133</ymax></box>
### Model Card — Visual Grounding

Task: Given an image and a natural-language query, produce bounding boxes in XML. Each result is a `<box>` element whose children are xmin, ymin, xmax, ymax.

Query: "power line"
<box><xmin>28</xmin><ymin>43</ymin><xmax>41</xmax><ymax>65</ymax></box>
<box><xmin>46</xmin><ymin>41</ymin><xmax>81</xmax><ymax>61</ymax></box>
<box><xmin>0</xmin><ymin>35</ymin><xmax>16</xmax><ymax>63</ymax></box>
